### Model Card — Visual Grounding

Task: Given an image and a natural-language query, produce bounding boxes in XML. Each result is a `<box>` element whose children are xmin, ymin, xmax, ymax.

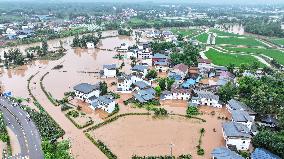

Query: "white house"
<box><xmin>86</xmin><ymin>42</ymin><xmax>95</xmax><ymax>49</ymax></box>
<box><xmin>131</xmin><ymin>65</ymin><xmax>148</xmax><ymax>77</ymax></box>
<box><xmin>227</xmin><ymin>99</ymin><xmax>257</xmax><ymax>121</ymax></box>
<box><xmin>137</xmin><ymin>49</ymin><xmax>152</xmax><ymax>59</ymax></box>
<box><xmin>160</xmin><ymin>88</ymin><xmax>191</xmax><ymax>100</ymax></box>
<box><xmin>103</xmin><ymin>64</ymin><xmax>116</xmax><ymax>78</ymax></box>
<box><xmin>198</xmin><ymin>58</ymin><xmax>213</xmax><ymax>72</ymax></box>
<box><xmin>222</xmin><ymin>122</ymin><xmax>252</xmax><ymax>151</ymax></box>
<box><xmin>117</xmin><ymin>43</ymin><xmax>129</xmax><ymax>52</ymax></box>
<box><xmin>117</xmin><ymin>73</ymin><xmax>132</xmax><ymax>93</ymax></box>
<box><xmin>191</xmin><ymin>90</ymin><xmax>222</xmax><ymax>108</ymax></box>
<box><xmin>91</xmin><ymin>95</ymin><xmax>116</xmax><ymax>113</ymax></box>
<box><xmin>73</xmin><ymin>83</ymin><xmax>100</xmax><ymax>102</ymax></box>
<box><xmin>127</xmin><ymin>50</ymin><xmax>138</xmax><ymax>58</ymax></box>
<box><xmin>231</xmin><ymin>110</ymin><xmax>254</xmax><ymax>130</ymax></box>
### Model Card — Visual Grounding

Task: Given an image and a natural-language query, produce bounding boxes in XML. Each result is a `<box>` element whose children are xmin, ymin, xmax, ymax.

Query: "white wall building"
<box><xmin>222</xmin><ymin>122</ymin><xmax>251</xmax><ymax>151</ymax></box>
<box><xmin>73</xmin><ymin>83</ymin><xmax>100</xmax><ymax>102</ymax></box>
<box><xmin>91</xmin><ymin>95</ymin><xmax>116</xmax><ymax>113</ymax></box>
<box><xmin>103</xmin><ymin>64</ymin><xmax>116</xmax><ymax>78</ymax></box>
<box><xmin>191</xmin><ymin>90</ymin><xmax>222</xmax><ymax>108</ymax></box>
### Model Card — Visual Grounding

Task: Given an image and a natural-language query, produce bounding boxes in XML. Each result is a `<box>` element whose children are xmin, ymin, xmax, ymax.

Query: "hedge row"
<box><xmin>65</xmin><ymin>113</ymin><xmax>94</xmax><ymax>129</ymax></box>
<box><xmin>40</xmin><ymin>72</ymin><xmax>59</xmax><ymax>106</ymax></box>
<box><xmin>84</xmin><ymin>113</ymin><xmax>151</xmax><ymax>132</ymax></box>
<box><xmin>85</xmin><ymin>133</ymin><xmax>117</xmax><ymax>159</ymax></box>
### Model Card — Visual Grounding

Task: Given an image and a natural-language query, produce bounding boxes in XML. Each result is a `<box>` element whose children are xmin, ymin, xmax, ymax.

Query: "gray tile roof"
<box><xmin>134</xmin><ymin>81</ymin><xmax>150</xmax><ymax>89</ymax></box>
<box><xmin>103</xmin><ymin>64</ymin><xmax>116</xmax><ymax>70</ymax></box>
<box><xmin>73</xmin><ymin>83</ymin><xmax>99</xmax><ymax>94</ymax></box>
<box><xmin>97</xmin><ymin>95</ymin><xmax>114</xmax><ymax>104</ymax></box>
<box><xmin>194</xmin><ymin>90</ymin><xmax>219</xmax><ymax>101</ymax></box>
<box><xmin>211</xmin><ymin>147</ymin><xmax>244</xmax><ymax>159</ymax></box>
<box><xmin>251</xmin><ymin>148</ymin><xmax>281</xmax><ymax>159</ymax></box>
<box><xmin>231</xmin><ymin>110</ymin><xmax>253</xmax><ymax>122</ymax></box>
<box><xmin>132</xmin><ymin>65</ymin><xmax>148</xmax><ymax>72</ymax></box>
<box><xmin>228</xmin><ymin>99</ymin><xmax>256</xmax><ymax>115</ymax></box>
<box><xmin>133</xmin><ymin>93</ymin><xmax>146</xmax><ymax>103</ymax></box>
<box><xmin>222</xmin><ymin>122</ymin><xmax>251</xmax><ymax>138</ymax></box>
<box><xmin>88</xmin><ymin>95</ymin><xmax>98</xmax><ymax>101</ymax></box>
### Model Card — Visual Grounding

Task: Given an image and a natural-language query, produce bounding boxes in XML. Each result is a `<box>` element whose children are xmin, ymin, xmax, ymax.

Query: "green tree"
<box><xmin>154</xmin><ymin>86</ymin><xmax>162</xmax><ymax>97</ymax></box>
<box><xmin>217</xmin><ymin>82</ymin><xmax>237</xmax><ymax>103</ymax></box>
<box><xmin>145</xmin><ymin>70</ymin><xmax>157</xmax><ymax>79</ymax></box>
<box><xmin>42</xmin><ymin>40</ymin><xmax>48</xmax><ymax>56</ymax></box>
<box><xmin>99</xmin><ymin>81</ymin><xmax>108</xmax><ymax>96</ymax></box>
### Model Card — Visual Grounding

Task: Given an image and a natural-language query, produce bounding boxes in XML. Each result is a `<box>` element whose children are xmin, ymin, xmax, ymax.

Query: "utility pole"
<box><xmin>169</xmin><ymin>143</ymin><xmax>174</xmax><ymax>157</ymax></box>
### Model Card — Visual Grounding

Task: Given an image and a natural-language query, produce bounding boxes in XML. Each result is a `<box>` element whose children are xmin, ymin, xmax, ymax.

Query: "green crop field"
<box><xmin>215</xmin><ymin>37</ymin><xmax>265</xmax><ymax>47</ymax></box>
<box><xmin>205</xmin><ymin>48</ymin><xmax>265</xmax><ymax>67</ymax></box>
<box><xmin>210</xmin><ymin>29</ymin><xmax>243</xmax><ymax>37</ymax></box>
<box><xmin>223</xmin><ymin>47</ymin><xmax>284</xmax><ymax>65</ymax></box>
<box><xmin>195</xmin><ymin>33</ymin><xmax>208</xmax><ymax>43</ymax></box>
<box><xmin>171</xmin><ymin>28</ymin><xmax>201</xmax><ymax>37</ymax></box>
<box><xmin>270</xmin><ymin>38</ymin><xmax>284</xmax><ymax>46</ymax></box>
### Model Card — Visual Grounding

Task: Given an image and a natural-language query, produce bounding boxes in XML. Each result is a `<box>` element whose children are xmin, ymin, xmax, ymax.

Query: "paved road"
<box><xmin>0</xmin><ymin>96</ymin><xmax>43</xmax><ymax>159</ymax></box>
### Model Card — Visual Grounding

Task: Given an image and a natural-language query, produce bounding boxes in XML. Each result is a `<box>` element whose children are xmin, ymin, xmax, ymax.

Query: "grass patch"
<box><xmin>223</xmin><ymin>47</ymin><xmax>284</xmax><ymax>65</ymax></box>
<box><xmin>195</xmin><ymin>33</ymin><xmax>208</xmax><ymax>43</ymax></box>
<box><xmin>209</xmin><ymin>29</ymin><xmax>243</xmax><ymax>37</ymax></box>
<box><xmin>205</xmin><ymin>48</ymin><xmax>264</xmax><ymax>67</ymax></box>
<box><xmin>216</xmin><ymin>37</ymin><xmax>265</xmax><ymax>47</ymax></box>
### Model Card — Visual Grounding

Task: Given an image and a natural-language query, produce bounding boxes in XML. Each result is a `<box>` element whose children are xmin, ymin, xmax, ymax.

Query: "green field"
<box><xmin>223</xmin><ymin>47</ymin><xmax>284</xmax><ymax>65</ymax></box>
<box><xmin>270</xmin><ymin>38</ymin><xmax>284</xmax><ymax>46</ymax></box>
<box><xmin>171</xmin><ymin>28</ymin><xmax>201</xmax><ymax>37</ymax></box>
<box><xmin>205</xmin><ymin>48</ymin><xmax>264</xmax><ymax>67</ymax></box>
<box><xmin>210</xmin><ymin>29</ymin><xmax>243</xmax><ymax>37</ymax></box>
<box><xmin>195</xmin><ymin>33</ymin><xmax>209</xmax><ymax>43</ymax></box>
<box><xmin>216</xmin><ymin>37</ymin><xmax>265</xmax><ymax>47</ymax></box>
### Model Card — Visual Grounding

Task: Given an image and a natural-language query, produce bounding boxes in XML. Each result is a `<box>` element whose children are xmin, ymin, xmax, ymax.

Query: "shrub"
<box><xmin>67</xmin><ymin>110</ymin><xmax>79</xmax><ymax>118</ymax></box>
<box><xmin>197</xmin><ymin>148</ymin><xmax>204</xmax><ymax>156</ymax></box>
<box><xmin>153</xmin><ymin>108</ymin><xmax>168</xmax><ymax>116</ymax></box>
<box><xmin>186</xmin><ymin>107</ymin><xmax>199</xmax><ymax>116</ymax></box>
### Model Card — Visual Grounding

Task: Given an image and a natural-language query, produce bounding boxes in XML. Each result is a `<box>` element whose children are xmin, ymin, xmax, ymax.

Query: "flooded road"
<box><xmin>0</xmin><ymin>30</ymin><xmax>143</xmax><ymax>159</ymax></box>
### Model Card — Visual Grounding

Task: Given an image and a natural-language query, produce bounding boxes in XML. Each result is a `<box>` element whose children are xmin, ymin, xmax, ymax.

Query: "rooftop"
<box><xmin>134</xmin><ymin>81</ymin><xmax>150</xmax><ymax>89</ymax></box>
<box><xmin>152</xmin><ymin>53</ymin><xmax>168</xmax><ymax>59</ymax></box>
<box><xmin>222</xmin><ymin>122</ymin><xmax>251</xmax><ymax>138</ymax></box>
<box><xmin>251</xmin><ymin>148</ymin><xmax>281</xmax><ymax>159</ymax></box>
<box><xmin>211</xmin><ymin>147</ymin><xmax>244</xmax><ymax>159</ymax></box>
<box><xmin>231</xmin><ymin>110</ymin><xmax>253</xmax><ymax>122</ymax></box>
<box><xmin>194</xmin><ymin>90</ymin><xmax>219</xmax><ymax>101</ymax></box>
<box><xmin>228</xmin><ymin>99</ymin><xmax>256</xmax><ymax>115</ymax></box>
<box><xmin>173</xmin><ymin>64</ymin><xmax>189</xmax><ymax>73</ymax></box>
<box><xmin>132</xmin><ymin>65</ymin><xmax>148</xmax><ymax>72</ymax></box>
<box><xmin>103</xmin><ymin>64</ymin><xmax>116</xmax><ymax>70</ymax></box>
<box><xmin>73</xmin><ymin>83</ymin><xmax>99</xmax><ymax>94</ymax></box>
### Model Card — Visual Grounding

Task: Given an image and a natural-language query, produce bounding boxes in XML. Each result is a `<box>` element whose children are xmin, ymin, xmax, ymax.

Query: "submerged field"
<box><xmin>223</xmin><ymin>47</ymin><xmax>284</xmax><ymax>65</ymax></box>
<box><xmin>91</xmin><ymin>114</ymin><xmax>225</xmax><ymax>159</ymax></box>
<box><xmin>205</xmin><ymin>48</ymin><xmax>264</xmax><ymax>67</ymax></box>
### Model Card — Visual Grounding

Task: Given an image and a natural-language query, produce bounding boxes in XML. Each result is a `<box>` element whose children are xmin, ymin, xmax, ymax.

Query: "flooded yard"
<box><xmin>91</xmin><ymin>114</ymin><xmax>225</xmax><ymax>159</ymax></box>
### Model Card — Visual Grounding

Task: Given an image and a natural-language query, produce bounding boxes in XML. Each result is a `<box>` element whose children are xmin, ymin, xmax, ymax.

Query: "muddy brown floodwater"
<box><xmin>0</xmin><ymin>30</ymin><xmax>146</xmax><ymax>159</ymax></box>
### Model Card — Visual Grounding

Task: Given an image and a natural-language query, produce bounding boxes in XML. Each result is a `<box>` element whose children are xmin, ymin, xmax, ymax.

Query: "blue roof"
<box><xmin>211</xmin><ymin>147</ymin><xmax>244</xmax><ymax>159</ymax></box>
<box><xmin>182</xmin><ymin>79</ymin><xmax>196</xmax><ymax>88</ymax></box>
<box><xmin>251</xmin><ymin>148</ymin><xmax>281</xmax><ymax>159</ymax></box>
<box><xmin>169</xmin><ymin>72</ymin><xmax>182</xmax><ymax>80</ymax></box>
<box><xmin>152</xmin><ymin>53</ymin><xmax>168</xmax><ymax>59</ymax></box>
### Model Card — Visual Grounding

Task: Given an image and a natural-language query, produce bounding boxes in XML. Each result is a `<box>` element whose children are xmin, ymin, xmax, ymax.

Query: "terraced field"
<box><xmin>215</xmin><ymin>37</ymin><xmax>266</xmax><ymax>47</ymax></box>
<box><xmin>223</xmin><ymin>47</ymin><xmax>284</xmax><ymax>65</ymax></box>
<box><xmin>205</xmin><ymin>48</ymin><xmax>265</xmax><ymax>67</ymax></box>
<box><xmin>270</xmin><ymin>38</ymin><xmax>284</xmax><ymax>46</ymax></box>
<box><xmin>170</xmin><ymin>28</ymin><xmax>201</xmax><ymax>37</ymax></box>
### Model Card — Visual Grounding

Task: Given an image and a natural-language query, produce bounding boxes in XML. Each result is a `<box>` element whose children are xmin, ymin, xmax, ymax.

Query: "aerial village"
<box><xmin>0</xmin><ymin>2</ymin><xmax>283</xmax><ymax>159</ymax></box>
